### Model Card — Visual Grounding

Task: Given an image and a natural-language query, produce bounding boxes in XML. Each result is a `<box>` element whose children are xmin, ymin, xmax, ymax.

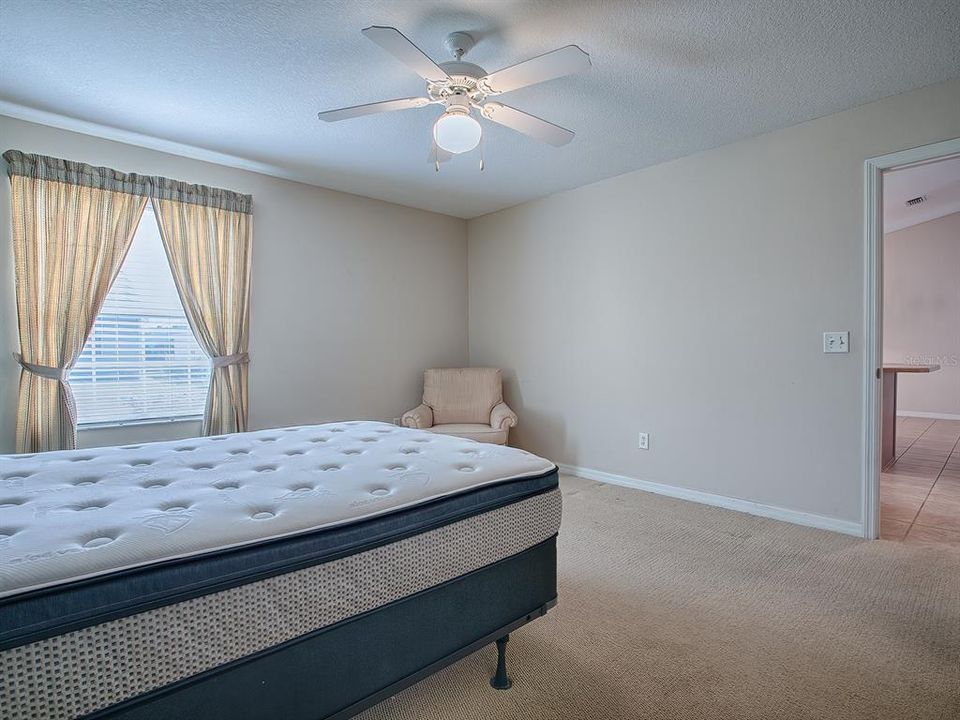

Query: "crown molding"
<box><xmin>0</xmin><ymin>100</ymin><xmax>303</xmax><ymax>184</ymax></box>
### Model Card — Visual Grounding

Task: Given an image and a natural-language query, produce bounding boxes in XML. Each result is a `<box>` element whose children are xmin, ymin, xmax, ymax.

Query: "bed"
<box><xmin>0</xmin><ymin>421</ymin><xmax>560</xmax><ymax>720</ymax></box>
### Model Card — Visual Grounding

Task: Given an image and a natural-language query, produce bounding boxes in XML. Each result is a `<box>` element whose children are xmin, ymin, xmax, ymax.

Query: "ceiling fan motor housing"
<box><xmin>438</xmin><ymin>61</ymin><xmax>486</xmax><ymax>79</ymax></box>
<box><xmin>428</xmin><ymin>62</ymin><xmax>491</xmax><ymax>107</ymax></box>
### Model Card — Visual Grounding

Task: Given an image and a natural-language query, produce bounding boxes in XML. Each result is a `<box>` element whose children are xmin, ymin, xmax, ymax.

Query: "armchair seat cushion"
<box><xmin>426</xmin><ymin>423</ymin><xmax>508</xmax><ymax>445</ymax></box>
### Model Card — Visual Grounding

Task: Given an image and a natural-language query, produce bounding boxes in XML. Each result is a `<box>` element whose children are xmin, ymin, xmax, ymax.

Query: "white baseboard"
<box><xmin>896</xmin><ymin>410</ymin><xmax>960</xmax><ymax>421</ymax></box>
<box><xmin>557</xmin><ymin>463</ymin><xmax>863</xmax><ymax>537</ymax></box>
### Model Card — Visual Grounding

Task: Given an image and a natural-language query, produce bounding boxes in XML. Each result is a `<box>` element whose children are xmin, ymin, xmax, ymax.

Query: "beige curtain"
<box><xmin>152</xmin><ymin>198</ymin><xmax>252</xmax><ymax>436</ymax></box>
<box><xmin>5</xmin><ymin>152</ymin><xmax>147</xmax><ymax>453</ymax></box>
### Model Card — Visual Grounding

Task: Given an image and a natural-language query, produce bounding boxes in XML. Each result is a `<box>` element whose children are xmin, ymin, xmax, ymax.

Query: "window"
<box><xmin>72</xmin><ymin>205</ymin><xmax>210</xmax><ymax>426</ymax></box>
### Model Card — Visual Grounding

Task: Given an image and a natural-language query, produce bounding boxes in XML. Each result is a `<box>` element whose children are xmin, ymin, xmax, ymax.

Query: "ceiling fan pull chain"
<box><xmin>479</xmin><ymin>135</ymin><xmax>485</xmax><ymax>171</ymax></box>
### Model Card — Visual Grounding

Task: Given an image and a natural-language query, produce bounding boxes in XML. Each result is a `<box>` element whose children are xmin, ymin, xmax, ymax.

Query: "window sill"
<box><xmin>77</xmin><ymin>417</ymin><xmax>203</xmax><ymax>450</ymax></box>
<box><xmin>78</xmin><ymin>416</ymin><xmax>202</xmax><ymax>431</ymax></box>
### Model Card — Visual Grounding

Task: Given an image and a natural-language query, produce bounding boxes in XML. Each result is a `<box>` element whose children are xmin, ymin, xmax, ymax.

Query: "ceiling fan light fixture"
<box><xmin>433</xmin><ymin>109</ymin><xmax>482</xmax><ymax>154</ymax></box>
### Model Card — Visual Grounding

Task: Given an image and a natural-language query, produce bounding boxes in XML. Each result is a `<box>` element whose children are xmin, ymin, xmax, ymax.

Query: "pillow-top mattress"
<box><xmin>0</xmin><ymin>421</ymin><xmax>555</xmax><ymax>600</ymax></box>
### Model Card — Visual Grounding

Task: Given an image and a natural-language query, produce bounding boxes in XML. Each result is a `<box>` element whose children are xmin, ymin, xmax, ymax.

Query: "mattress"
<box><xmin>0</xmin><ymin>422</ymin><xmax>560</xmax><ymax>719</ymax></box>
<box><xmin>0</xmin><ymin>421</ymin><xmax>554</xmax><ymax>599</ymax></box>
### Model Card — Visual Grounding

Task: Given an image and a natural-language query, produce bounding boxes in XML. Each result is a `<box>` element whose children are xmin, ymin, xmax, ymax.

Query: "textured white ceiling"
<box><xmin>884</xmin><ymin>156</ymin><xmax>960</xmax><ymax>233</ymax></box>
<box><xmin>1</xmin><ymin>0</ymin><xmax>958</xmax><ymax>218</ymax></box>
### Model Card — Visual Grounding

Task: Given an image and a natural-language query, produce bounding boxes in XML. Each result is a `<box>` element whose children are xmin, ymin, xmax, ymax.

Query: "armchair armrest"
<box><xmin>402</xmin><ymin>403</ymin><xmax>434</xmax><ymax>429</ymax></box>
<box><xmin>490</xmin><ymin>402</ymin><xmax>518</xmax><ymax>431</ymax></box>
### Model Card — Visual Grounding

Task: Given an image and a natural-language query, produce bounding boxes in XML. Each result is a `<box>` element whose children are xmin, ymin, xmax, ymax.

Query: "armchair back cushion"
<box><xmin>423</xmin><ymin>368</ymin><xmax>503</xmax><ymax>425</ymax></box>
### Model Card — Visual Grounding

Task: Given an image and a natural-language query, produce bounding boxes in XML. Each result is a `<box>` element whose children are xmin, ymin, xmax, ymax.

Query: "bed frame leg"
<box><xmin>490</xmin><ymin>634</ymin><xmax>513</xmax><ymax>690</ymax></box>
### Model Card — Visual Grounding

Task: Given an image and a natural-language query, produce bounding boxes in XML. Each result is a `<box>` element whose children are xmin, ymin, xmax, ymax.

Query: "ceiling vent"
<box><xmin>905</xmin><ymin>195</ymin><xmax>926</xmax><ymax>207</ymax></box>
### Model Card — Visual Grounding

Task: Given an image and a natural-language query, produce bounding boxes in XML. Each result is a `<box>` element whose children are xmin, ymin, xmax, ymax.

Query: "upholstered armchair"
<box><xmin>402</xmin><ymin>368</ymin><xmax>518</xmax><ymax>445</ymax></box>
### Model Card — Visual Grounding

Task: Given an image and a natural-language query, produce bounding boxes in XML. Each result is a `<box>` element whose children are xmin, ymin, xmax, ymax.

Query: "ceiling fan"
<box><xmin>318</xmin><ymin>27</ymin><xmax>591</xmax><ymax>169</ymax></box>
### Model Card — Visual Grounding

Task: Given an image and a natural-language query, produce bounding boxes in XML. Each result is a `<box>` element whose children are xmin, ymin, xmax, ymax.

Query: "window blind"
<box><xmin>72</xmin><ymin>206</ymin><xmax>210</xmax><ymax>425</ymax></box>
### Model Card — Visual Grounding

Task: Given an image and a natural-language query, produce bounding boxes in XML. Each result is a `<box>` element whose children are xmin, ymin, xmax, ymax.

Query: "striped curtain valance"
<box><xmin>3</xmin><ymin>150</ymin><xmax>252</xmax><ymax>214</ymax></box>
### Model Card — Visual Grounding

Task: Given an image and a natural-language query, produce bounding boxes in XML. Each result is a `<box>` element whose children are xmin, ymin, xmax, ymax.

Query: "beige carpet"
<box><xmin>357</xmin><ymin>475</ymin><xmax>960</xmax><ymax>720</ymax></box>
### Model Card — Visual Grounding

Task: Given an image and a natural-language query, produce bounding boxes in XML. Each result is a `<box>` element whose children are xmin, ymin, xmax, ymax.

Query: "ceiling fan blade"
<box><xmin>361</xmin><ymin>26</ymin><xmax>450</xmax><ymax>83</ymax></box>
<box><xmin>480</xmin><ymin>45</ymin><xmax>590</xmax><ymax>94</ymax></box>
<box><xmin>480</xmin><ymin>102</ymin><xmax>575</xmax><ymax>146</ymax></box>
<box><xmin>318</xmin><ymin>97</ymin><xmax>431</xmax><ymax>122</ymax></box>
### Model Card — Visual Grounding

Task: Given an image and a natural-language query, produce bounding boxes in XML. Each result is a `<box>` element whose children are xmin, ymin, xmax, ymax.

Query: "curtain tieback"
<box><xmin>13</xmin><ymin>353</ymin><xmax>68</xmax><ymax>381</ymax></box>
<box><xmin>211</xmin><ymin>352</ymin><xmax>249</xmax><ymax>368</ymax></box>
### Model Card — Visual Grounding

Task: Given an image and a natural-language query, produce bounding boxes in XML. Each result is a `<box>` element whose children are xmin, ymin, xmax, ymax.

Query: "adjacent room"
<box><xmin>880</xmin><ymin>156</ymin><xmax>960</xmax><ymax>545</ymax></box>
<box><xmin>0</xmin><ymin>2</ymin><xmax>958</xmax><ymax>719</ymax></box>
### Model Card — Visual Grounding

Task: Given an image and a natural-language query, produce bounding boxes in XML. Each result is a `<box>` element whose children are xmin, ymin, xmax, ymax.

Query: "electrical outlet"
<box><xmin>392</xmin><ymin>417</ymin><xmax>402</xmax><ymax>426</ymax></box>
<box><xmin>823</xmin><ymin>331</ymin><xmax>849</xmax><ymax>353</ymax></box>
<box><xmin>638</xmin><ymin>432</ymin><xmax>649</xmax><ymax>450</ymax></box>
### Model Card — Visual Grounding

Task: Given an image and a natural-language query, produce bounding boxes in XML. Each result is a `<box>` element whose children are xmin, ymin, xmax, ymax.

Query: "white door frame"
<box><xmin>861</xmin><ymin>136</ymin><xmax>960</xmax><ymax>539</ymax></box>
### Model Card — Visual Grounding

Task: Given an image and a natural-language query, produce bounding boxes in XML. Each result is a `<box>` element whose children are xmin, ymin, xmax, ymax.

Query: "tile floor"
<box><xmin>880</xmin><ymin>416</ymin><xmax>960</xmax><ymax>547</ymax></box>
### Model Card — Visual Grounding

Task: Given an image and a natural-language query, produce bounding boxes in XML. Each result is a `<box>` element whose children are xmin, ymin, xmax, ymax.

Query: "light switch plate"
<box><xmin>823</xmin><ymin>331</ymin><xmax>849</xmax><ymax>353</ymax></box>
<box><xmin>638</xmin><ymin>432</ymin><xmax>649</xmax><ymax>450</ymax></box>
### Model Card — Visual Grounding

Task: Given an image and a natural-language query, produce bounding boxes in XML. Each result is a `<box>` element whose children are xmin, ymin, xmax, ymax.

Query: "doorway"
<box><xmin>863</xmin><ymin>138</ymin><xmax>960</xmax><ymax>543</ymax></box>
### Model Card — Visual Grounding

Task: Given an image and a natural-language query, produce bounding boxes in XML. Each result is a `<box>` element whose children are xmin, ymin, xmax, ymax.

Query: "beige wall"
<box><xmin>884</xmin><ymin>211</ymin><xmax>960</xmax><ymax>417</ymax></box>
<box><xmin>468</xmin><ymin>78</ymin><xmax>960</xmax><ymax>526</ymax></box>
<box><xmin>3</xmin><ymin>78</ymin><xmax>960</xmax><ymax>528</ymax></box>
<box><xmin>0</xmin><ymin>115</ymin><xmax>468</xmax><ymax>454</ymax></box>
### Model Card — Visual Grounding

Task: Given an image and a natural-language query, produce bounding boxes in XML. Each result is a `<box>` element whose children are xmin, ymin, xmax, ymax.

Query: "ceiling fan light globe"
<box><xmin>433</xmin><ymin>112</ymin><xmax>482</xmax><ymax>154</ymax></box>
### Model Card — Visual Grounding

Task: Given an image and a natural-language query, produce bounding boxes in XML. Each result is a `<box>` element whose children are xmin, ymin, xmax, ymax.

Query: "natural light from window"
<box><xmin>72</xmin><ymin>205</ymin><xmax>210</xmax><ymax>426</ymax></box>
